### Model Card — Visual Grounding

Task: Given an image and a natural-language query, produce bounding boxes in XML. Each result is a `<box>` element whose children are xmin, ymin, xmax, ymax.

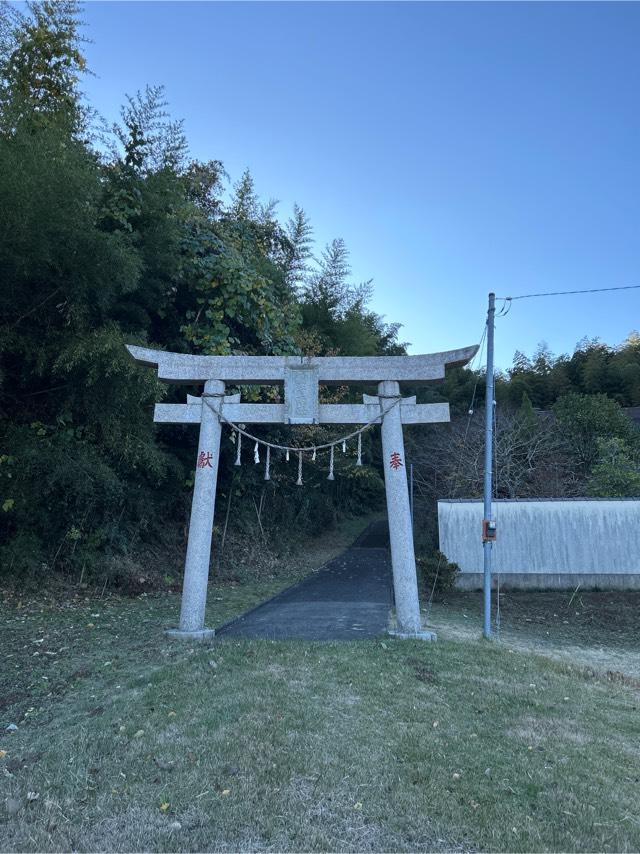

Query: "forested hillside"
<box><xmin>1</xmin><ymin>2</ymin><xmax>638</xmax><ymax>586</ymax></box>
<box><xmin>409</xmin><ymin>338</ymin><xmax>640</xmax><ymax>552</ymax></box>
<box><xmin>0</xmin><ymin>1</ymin><xmax>404</xmax><ymax>585</ymax></box>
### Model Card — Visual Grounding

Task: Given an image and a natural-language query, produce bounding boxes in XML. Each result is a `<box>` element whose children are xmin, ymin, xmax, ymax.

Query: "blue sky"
<box><xmin>79</xmin><ymin>1</ymin><xmax>640</xmax><ymax>369</ymax></box>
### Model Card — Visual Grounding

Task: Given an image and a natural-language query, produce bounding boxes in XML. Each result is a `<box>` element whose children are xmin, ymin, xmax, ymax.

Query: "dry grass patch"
<box><xmin>508</xmin><ymin>715</ymin><xmax>592</xmax><ymax>747</ymax></box>
<box><xmin>429</xmin><ymin>589</ymin><xmax>640</xmax><ymax>679</ymax></box>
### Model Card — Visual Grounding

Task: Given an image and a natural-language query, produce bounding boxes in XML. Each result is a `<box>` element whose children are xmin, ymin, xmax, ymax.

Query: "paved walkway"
<box><xmin>217</xmin><ymin>520</ymin><xmax>393</xmax><ymax>640</ymax></box>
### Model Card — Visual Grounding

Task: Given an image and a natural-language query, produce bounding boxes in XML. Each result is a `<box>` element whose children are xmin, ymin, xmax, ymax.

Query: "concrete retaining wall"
<box><xmin>437</xmin><ymin>498</ymin><xmax>640</xmax><ymax>589</ymax></box>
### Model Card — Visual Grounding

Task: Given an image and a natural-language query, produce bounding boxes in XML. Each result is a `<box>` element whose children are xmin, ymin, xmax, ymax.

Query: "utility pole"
<box><xmin>483</xmin><ymin>293</ymin><xmax>496</xmax><ymax>638</ymax></box>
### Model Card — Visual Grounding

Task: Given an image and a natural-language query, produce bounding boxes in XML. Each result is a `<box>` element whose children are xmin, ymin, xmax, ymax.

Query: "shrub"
<box><xmin>416</xmin><ymin>550</ymin><xmax>460</xmax><ymax>598</ymax></box>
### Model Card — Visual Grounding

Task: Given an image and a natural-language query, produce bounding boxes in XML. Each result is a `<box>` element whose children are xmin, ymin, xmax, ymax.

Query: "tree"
<box><xmin>284</xmin><ymin>204</ymin><xmax>313</xmax><ymax>289</ymax></box>
<box><xmin>299</xmin><ymin>239</ymin><xmax>402</xmax><ymax>357</ymax></box>
<box><xmin>183</xmin><ymin>159</ymin><xmax>226</xmax><ymax>220</ymax></box>
<box><xmin>409</xmin><ymin>403</ymin><xmax>576</xmax><ymax>504</ymax></box>
<box><xmin>229</xmin><ymin>168</ymin><xmax>259</xmax><ymax>221</ymax></box>
<box><xmin>553</xmin><ymin>393</ymin><xmax>638</xmax><ymax>474</ymax></box>
<box><xmin>587</xmin><ymin>438</ymin><xmax>640</xmax><ymax>497</ymax></box>
<box><xmin>0</xmin><ymin>2</ymin><xmax>405</xmax><ymax>582</ymax></box>
<box><xmin>582</xmin><ymin>343</ymin><xmax>611</xmax><ymax>396</ymax></box>
<box><xmin>0</xmin><ymin>0</ymin><xmax>86</xmax><ymax>136</ymax></box>
<box><xmin>113</xmin><ymin>84</ymin><xmax>188</xmax><ymax>174</ymax></box>
<box><xmin>500</xmin><ymin>335</ymin><xmax>640</xmax><ymax>410</ymax></box>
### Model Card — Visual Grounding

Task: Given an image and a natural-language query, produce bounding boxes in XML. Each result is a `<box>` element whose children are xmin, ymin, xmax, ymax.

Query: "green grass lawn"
<box><xmin>428</xmin><ymin>588</ymin><xmax>640</xmax><ymax>679</ymax></box>
<box><xmin>2</xmin><ymin>548</ymin><xmax>640</xmax><ymax>851</ymax></box>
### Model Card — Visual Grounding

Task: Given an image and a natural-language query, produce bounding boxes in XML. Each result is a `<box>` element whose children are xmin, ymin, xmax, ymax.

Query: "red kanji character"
<box><xmin>389</xmin><ymin>451</ymin><xmax>403</xmax><ymax>470</ymax></box>
<box><xmin>197</xmin><ymin>451</ymin><xmax>214</xmax><ymax>469</ymax></box>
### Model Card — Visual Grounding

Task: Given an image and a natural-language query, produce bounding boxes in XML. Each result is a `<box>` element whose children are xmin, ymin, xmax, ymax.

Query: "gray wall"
<box><xmin>437</xmin><ymin>499</ymin><xmax>640</xmax><ymax>589</ymax></box>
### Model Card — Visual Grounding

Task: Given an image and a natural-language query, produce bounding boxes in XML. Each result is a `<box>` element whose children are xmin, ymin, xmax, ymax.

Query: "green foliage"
<box><xmin>0</xmin><ymin>2</ymin><xmax>406</xmax><ymax>581</ymax></box>
<box><xmin>416</xmin><ymin>551</ymin><xmax>460</xmax><ymax>597</ymax></box>
<box><xmin>180</xmin><ymin>215</ymin><xmax>301</xmax><ymax>356</ymax></box>
<box><xmin>3</xmin><ymin>1</ymin><xmax>639</xmax><ymax>585</ymax></box>
<box><xmin>553</xmin><ymin>392</ymin><xmax>638</xmax><ymax>473</ymax></box>
<box><xmin>301</xmin><ymin>238</ymin><xmax>403</xmax><ymax>356</ymax></box>
<box><xmin>0</xmin><ymin>0</ymin><xmax>86</xmax><ymax>136</ymax></box>
<box><xmin>114</xmin><ymin>84</ymin><xmax>188</xmax><ymax>174</ymax></box>
<box><xmin>517</xmin><ymin>391</ymin><xmax>536</xmax><ymax>428</ymax></box>
<box><xmin>284</xmin><ymin>203</ymin><xmax>314</xmax><ymax>288</ymax></box>
<box><xmin>334</xmin><ymin>465</ymin><xmax>385</xmax><ymax>513</ymax></box>
<box><xmin>499</xmin><ymin>335</ymin><xmax>640</xmax><ymax>409</ymax></box>
<box><xmin>587</xmin><ymin>438</ymin><xmax>640</xmax><ymax>497</ymax></box>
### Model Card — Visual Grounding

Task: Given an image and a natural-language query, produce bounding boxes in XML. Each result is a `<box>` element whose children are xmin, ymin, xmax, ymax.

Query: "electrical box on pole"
<box><xmin>482</xmin><ymin>518</ymin><xmax>497</xmax><ymax>542</ymax></box>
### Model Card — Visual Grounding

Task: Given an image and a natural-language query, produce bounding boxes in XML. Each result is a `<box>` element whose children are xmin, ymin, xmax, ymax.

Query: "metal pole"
<box><xmin>483</xmin><ymin>293</ymin><xmax>496</xmax><ymax>638</ymax></box>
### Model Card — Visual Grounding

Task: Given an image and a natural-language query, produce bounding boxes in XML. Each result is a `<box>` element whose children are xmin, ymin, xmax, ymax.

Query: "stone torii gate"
<box><xmin>127</xmin><ymin>344</ymin><xmax>477</xmax><ymax>640</ymax></box>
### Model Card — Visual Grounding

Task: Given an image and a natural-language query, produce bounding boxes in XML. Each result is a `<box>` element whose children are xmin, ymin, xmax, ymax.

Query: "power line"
<box><xmin>496</xmin><ymin>299</ymin><xmax>512</xmax><ymax>317</ymax></box>
<box><xmin>497</xmin><ymin>284</ymin><xmax>640</xmax><ymax>301</ymax></box>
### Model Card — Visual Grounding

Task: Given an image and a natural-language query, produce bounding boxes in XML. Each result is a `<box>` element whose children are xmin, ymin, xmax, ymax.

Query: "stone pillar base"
<box><xmin>388</xmin><ymin>629</ymin><xmax>437</xmax><ymax>642</ymax></box>
<box><xmin>164</xmin><ymin>628</ymin><xmax>216</xmax><ymax>642</ymax></box>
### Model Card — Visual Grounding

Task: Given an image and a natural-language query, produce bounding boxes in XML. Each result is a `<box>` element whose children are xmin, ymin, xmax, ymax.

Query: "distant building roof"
<box><xmin>527</xmin><ymin>407</ymin><xmax>640</xmax><ymax>427</ymax></box>
<box><xmin>624</xmin><ymin>406</ymin><xmax>640</xmax><ymax>426</ymax></box>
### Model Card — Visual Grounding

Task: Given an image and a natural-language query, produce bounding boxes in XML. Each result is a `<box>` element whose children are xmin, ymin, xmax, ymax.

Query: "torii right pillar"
<box><xmin>376</xmin><ymin>381</ymin><xmax>432</xmax><ymax>639</ymax></box>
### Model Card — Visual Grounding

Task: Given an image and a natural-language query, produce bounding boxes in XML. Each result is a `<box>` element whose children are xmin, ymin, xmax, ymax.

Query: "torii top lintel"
<box><xmin>126</xmin><ymin>344</ymin><xmax>478</xmax><ymax>386</ymax></box>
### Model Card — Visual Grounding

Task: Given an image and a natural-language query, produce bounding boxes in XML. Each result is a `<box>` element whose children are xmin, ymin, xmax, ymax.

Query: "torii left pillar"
<box><xmin>165</xmin><ymin>379</ymin><xmax>224</xmax><ymax>641</ymax></box>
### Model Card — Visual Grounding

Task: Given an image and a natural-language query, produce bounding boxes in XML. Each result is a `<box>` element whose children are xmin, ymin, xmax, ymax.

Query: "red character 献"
<box><xmin>197</xmin><ymin>451</ymin><xmax>214</xmax><ymax>469</ymax></box>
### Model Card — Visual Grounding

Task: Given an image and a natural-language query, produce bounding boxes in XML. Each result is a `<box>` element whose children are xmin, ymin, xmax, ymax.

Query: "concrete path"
<box><xmin>217</xmin><ymin>520</ymin><xmax>393</xmax><ymax>641</ymax></box>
